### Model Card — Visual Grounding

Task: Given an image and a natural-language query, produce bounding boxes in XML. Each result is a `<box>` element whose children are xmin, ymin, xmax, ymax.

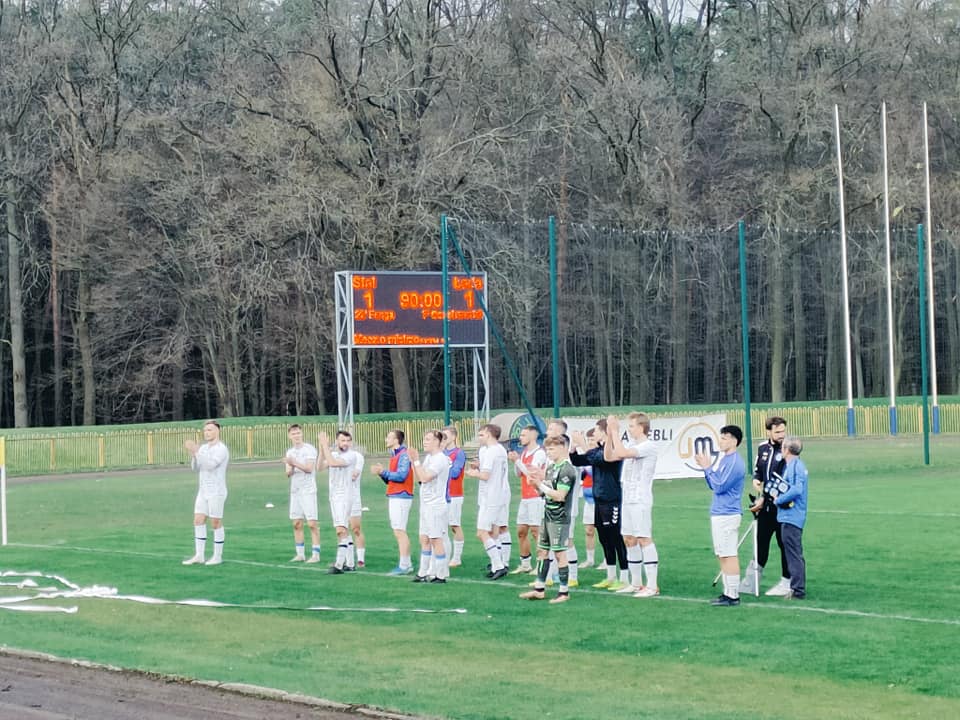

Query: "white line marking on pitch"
<box><xmin>7</xmin><ymin>543</ymin><xmax>960</xmax><ymax>628</ymax></box>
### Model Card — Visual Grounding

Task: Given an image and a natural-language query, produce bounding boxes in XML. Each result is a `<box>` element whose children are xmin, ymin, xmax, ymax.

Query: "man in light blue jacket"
<box><xmin>773</xmin><ymin>436</ymin><xmax>808</xmax><ymax>600</ymax></box>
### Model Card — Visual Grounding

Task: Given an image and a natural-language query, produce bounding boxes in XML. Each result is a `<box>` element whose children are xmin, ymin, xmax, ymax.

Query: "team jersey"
<box><xmin>383</xmin><ymin>447</ymin><xmax>415</xmax><ymax>498</ymax></box>
<box><xmin>621</xmin><ymin>437</ymin><xmax>658</xmax><ymax>506</ymax></box>
<box><xmin>445</xmin><ymin>447</ymin><xmax>466</xmax><ymax>498</ymax></box>
<box><xmin>193</xmin><ymin>441</ymin><xmax>229</xmax><ymax>496</ymax></box>
<box><xmin>754</xmin><ymin>440</ymin><xmax>787</xmax><ymax>497</ymax></box>
<box><xmin>328</xmin><ymin>448</ymin><xmax>359</xmax><ymax>497</ymax></box>
<box><xmin>581</xmin><ymin>469</ymin><xmax>595</xmax><ymax>504</ymax></box>
<box><xmin>477</xmin><ymin>443</ymin><xmax>510</xmax><ymax>507</ymax></box>
<box><xmin>543</xmin><ymin>460</ymin><xmax>578</xmax><ymax>524</ymax></box>
<box><xmin>419</xmin><ymin>452</ymin><xmax>452</xmax><ymax>508</ymax></box>
<box><xmin>286</xmin><ymin>442</ymin><xmax>318</xmax><ymax>493</ymax></box>
<box><xmin>516</xmin><ymin>445</ymin><xmax>547</xmax><ymax>500</ymax></box>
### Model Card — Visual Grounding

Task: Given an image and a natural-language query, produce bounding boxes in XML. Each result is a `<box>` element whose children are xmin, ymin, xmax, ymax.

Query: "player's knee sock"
<box><xmin>294</xmin><ymin>542</ymin><xmax>305</xmax><ymax>558</ymax></box>
<box><xmin>346</xmin><ymin>539</ymin><xmax>355</xmax><ymax>566</ymax></box>
<box><xmin>311</xmin><ymin>544</ymin><xmax>321</xmax><ymax>558</ymax></box>
<box><xmin>499</xmin><ymin>532</ymin><xmax>511</xmax><ymax>565</ymax></box>
<box><xmin>642</xmin><ymin>543</ymin><xmax>659</xmax><ymax>589</ymax></box>
<box><xmin>400</xmin><ymin>554</ymin><xmax>412</xmax><ymax>570</ymax></box>
<box><xmin>536</xmin><ymin>557</ymin><xmax>552</xmax><ymax>588</ymax></box>
<box><xmin>723</xmin><ymin>574</ymin><xmax>740</xmax><ymax>599</ymax></box>
<box><xmin>567</xmin><ymin>544</ymin><xmax>579</xmax><ymax>581</ymax></box>
<box><xmin>627</xmin><ymin>544</ymin><xmax>643</xmax><ymax>587</ymax></box>
<box><xmin>356</xmin><ymin>547</ymin><xmax>366</xmax><ymax>564</ymax></box>
<box><xmin>484</xmin><ymin>540</ymin><xmax>504</xmax><ymax>571</ymax></box>
<box><xmin>442</xmin><ymin>533</ymin><xmax>452</xmax><ymax>560</ymax></box>
<box><xmin>418</xmin><ymin>550</ymin><xmax>432</xmax><ymax>577</ymax></box>
<box><xmin>212</xmin><ymin>527</ymin><xmax>224</xmax><ymax>560</ymax></box>
<box><xmin>434</xmin><ymin>553</ymin><xmax>448</xmax><ymax>579</ymax></box>
<box><xmin>336</xmin><ymin>540</ymin><xmax>348</xmax><ymax>568</ymax></box>
<box><xmin>452</xmin><ymin>540</ymin><xmax>464</xmax><ymax>563</ymax></box>
<box><xmin>518</xmin><ymin>554</ymin><xmax>532</xmax><ymax>569</ymax></box>
<box><xmin>558</xmin><ymin>565</ymin><xmax>570</xmax><ymax>592</ymax></box>
<box><xmin>194</xmin><ymin>525</ymin><xmax>207</xmax><ymax>558</ymax></box>
<box><xmin>586</xmin><ymin>548</ymin><xmax>595</xmax><ymax>564</ymax></box>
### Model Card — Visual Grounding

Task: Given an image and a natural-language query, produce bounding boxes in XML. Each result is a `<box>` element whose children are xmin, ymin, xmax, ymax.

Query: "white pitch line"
<box><xmin>659</xmin><ymin>505</ymin><xmax>960</xmax><ymax>518</ymax></box>
<box><xmin>6</xmin><ymin>544</ymin><xmax>960</xmax><ymax>628</ymax></box>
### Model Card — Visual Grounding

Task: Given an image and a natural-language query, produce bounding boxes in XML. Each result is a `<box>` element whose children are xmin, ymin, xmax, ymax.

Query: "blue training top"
<box><xmin>703</xmin><ymin>450</ymin><xmax>745</xmax><ymax>516</ymax></box>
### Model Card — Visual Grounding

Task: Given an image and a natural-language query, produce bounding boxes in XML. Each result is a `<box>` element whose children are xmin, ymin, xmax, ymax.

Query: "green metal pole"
<box><xmin>549</xmin><ymin>216</ymin><xmax>560</xmax><ymax>419</ymax></box>
<box><xmin>917</xmin><ymin>224</ymin><xmax>930</xmax><ymax>465</ymax></box>
<box><xmin>442</xmin><ymin>214</ymin><xmax>451</xmax><ymax>426</ymax></box>
<box><xmin>738</xmin><ymin>221</ymin><xmax>753</xmax><ymax>459</ymax></box>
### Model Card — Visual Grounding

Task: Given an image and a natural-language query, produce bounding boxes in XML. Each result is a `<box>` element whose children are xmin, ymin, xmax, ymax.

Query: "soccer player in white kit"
<box><xmin>465</xmin><ymin>424</ymin><xmax>510</xmax><ymax>580</ymax></box>
<box><xmin>318</xmin><ymin>430</ymin><xmax>361</xmax><ymax>573</ymax></box>
<box><xmin>182</xmin><ymin>421</ymin><xmax>229</xmax><ymax>566</ymax></box>
<box><xmin>284</xmin><ymin>424</ymin><xmax>320</xmax><ymax>563</ymax></box>
<box><xmin>409</xmin><ymin>430</ymin><xmax>452</xmax><ymax>583</ymax></box>
<box><xmin>605</xmin><ymin>413</ymin><xmax>660</xmax><ymax>597</ymax></box>
<box><xmin>348</xmin><ymin>442</ymin><xmax>366</xmax><ymax>568</ymax></box>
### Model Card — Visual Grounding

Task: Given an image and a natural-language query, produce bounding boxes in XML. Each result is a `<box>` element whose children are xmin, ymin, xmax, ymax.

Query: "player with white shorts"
<box><xmin>318</xmin><ymin>430</ymin><xmax>361</xmax><ymax>573</ymax></box>
<box><xmin>182</xmin><ymin>421</ymin><xmax>229</xmax><ymax>567</ymax></box>
<box><xmin>284</xmin><ymin>424</ymin><xmax>320</xmax><ymax>564</ymax></box>
<box><xmin>465</xmin><ymin>424</ymin><xmax>511</xmax><ymax>580</ymax></box>
<box><xmin>348</xmin><ymin>448</ymin><xmax>366</xmax><ymax>567</ymax></box>
<box><xmin>509</xmin><ymin>426</ymin><xmax>547</xmax><ymax>574</ymax></box>
<box><xmin>605</xmin><ymin>413</ymin><xmax>660</xmax><ymax>598</ymax></box>
<box><xmin>409</xmin><ymin>430</ymin><xmax>453</xmax><ymax>583</ymax></box>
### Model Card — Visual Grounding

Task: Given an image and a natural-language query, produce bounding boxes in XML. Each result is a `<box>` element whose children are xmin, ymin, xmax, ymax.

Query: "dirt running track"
<box><xmin>0</xmin><ymin>652</ymin><xmax>419</xmax><ymax>720</ymax></box>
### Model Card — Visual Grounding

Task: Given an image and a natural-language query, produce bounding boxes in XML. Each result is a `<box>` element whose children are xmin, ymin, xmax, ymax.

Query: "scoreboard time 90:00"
<box><xmin>349</xmin><ymin>272</ymin><xmax>487</xmax><ymax>347</ymax></box>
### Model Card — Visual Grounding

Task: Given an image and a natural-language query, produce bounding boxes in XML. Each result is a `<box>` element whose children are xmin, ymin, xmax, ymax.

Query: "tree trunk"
<box><xmin>769</xmin><ymin>246</ymin><xmax>785</xmax><ymax>403</ymax></box>
<box><xmin>791</xmin><ymin>251</ymin><xmax>807</xmax><ymax>400</ymax></box>
<box><xmin>670</xmin><ymin>242</ymin><xmax>689</xmax><ymax>404</ymax></box>
<box><xmin>76</xmin><ymin>273</ymin><xmax>96</xmax><ymax>426</ymax></box>
<box><xmin>390</xmin><ymin>348</ymin><xmax>413</xmax><ymax>412</ymax></box>
<box><xmin>4</xmin><ymin>131</ymin><xmax>29</xmax><ymax>427</ymax></box>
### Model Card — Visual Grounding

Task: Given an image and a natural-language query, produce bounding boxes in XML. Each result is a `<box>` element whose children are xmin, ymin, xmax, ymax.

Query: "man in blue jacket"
<box><xmin>773</xmin><ymin>436</ymin><xmax>808</xmax><ymax>600</ymax></box>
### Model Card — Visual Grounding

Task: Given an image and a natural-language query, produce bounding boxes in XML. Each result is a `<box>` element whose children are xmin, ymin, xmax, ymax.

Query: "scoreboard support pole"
<box><xmin>335</xmin><ymin>273</ymin><xmax>356</xmax><ymax>429</ymax></box>
<box><xmin>335</xmin><ymin>270</ymin><xmax>490</xmax><ymax>430</ymax></box>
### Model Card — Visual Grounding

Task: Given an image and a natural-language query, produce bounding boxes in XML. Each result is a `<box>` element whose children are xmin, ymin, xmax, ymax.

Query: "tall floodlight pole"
<box><xmin>917</xmin><ymin>224</ymin><xmax>930</xmax><ymax>465</ymax></box>
<box><xmin>442</xmin><ymin>214</ymin><xmax>451</xmax><ymax>426</ymax></box>
<box><xmin>881</xmin><ymin>102</ymin><xmax>897</xmax><ymax>434</ymax></box>
<box><xmin>549</xmin><ymin>216</ymin><xmax>561</xmax><ymax>419</ymax></box>
<box><xmin>922</xmin><ymin>102</ymin><xmax>940</xmax><ymax>433</ymax></box>
<box><xmin>738</xmin><ymin>220</ymin><xmax>753</xmax><ymax>457</ymax></box>
<box><xmin>834</xmin><ymin>105</ymin><xmax>856</xmax><ymax>436</ymax></box>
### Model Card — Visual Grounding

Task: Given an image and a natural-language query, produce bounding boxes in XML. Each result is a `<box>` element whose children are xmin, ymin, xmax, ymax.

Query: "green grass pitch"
<box><xmin>2</xmin><ymin>436</ymin><xmax>959</xmax><ymax>719</ymax></box>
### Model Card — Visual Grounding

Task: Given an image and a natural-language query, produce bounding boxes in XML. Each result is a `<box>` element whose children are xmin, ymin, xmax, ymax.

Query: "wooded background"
<box><xmin>2</xmin><ymin>0</ymin><xmax>960</xmax><ymax>428</ymax></box>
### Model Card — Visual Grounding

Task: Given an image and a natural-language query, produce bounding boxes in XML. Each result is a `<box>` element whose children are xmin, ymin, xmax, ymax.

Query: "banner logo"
<box><xmin>676</xmin><ymin>421</ymin><xmax>721</xmax><ymax>472</ymax></box>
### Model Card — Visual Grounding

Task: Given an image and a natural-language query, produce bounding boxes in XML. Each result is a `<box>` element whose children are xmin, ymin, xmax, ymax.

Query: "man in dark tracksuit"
<box><xmin>744</xmin><ymin>416</ymin><xmax>791</xmax><ymax>596</ymax></box>
<box><xmin>570</xmin><ymin>419</ymin><xmax>628</xmax><ymax>589</ymax></box>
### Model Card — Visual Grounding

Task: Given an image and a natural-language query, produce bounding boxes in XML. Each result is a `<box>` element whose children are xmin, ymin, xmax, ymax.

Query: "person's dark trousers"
<box><xmin>780</xmin><ymin>523</ymin><xmax>805</xmax><ymax>598</ymax></box>
<box><xmin>595</xmin><ymin>502</ymin><xmax>624</xmax><ymax>567</ymax></box>
<box><xmin>756</xmin><ymin>500</ymin><xmax>789</xmax><ymax>578</ymax></box>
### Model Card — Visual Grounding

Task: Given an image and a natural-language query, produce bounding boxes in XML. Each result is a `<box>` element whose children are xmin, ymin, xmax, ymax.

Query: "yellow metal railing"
<box><xmin>0</xmin><ymin>406</ymin><xmax>952</xmax><ymax>476</ymax></box>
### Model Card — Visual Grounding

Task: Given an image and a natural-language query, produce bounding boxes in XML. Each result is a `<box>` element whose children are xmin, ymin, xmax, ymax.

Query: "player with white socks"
<box><xmin>318</xmin><ymin>430</ymin><xmax>361</xmax><ymax>574</ymax></box>
<box><xmin>182</xmin><ymin>421</ymin><xmax>229</xmax><ymax>566</ymax></box>
<box><xmin>409</xmin><ymin>430</ymin><xmax>453</xmax><ymax>583</ymax></box>
<box><xmin>605</xmin><ymin>413</ymin><xmax>661</xmax><ymax>597</ymax></box>
<box><xmin>442</xmin><ymin>427</ymin><xmax>467</xmax><ymax>568</ymax></box>
<box><xmin>348</xmin><ymin>447</ymin><xmax>366</xmax><ymax>568</ymax></box>
<box><xmin>508</xmin><ymin>425</ymin><xmax>546</xmax><ymax>574</ymax></box>
<box><xmin>465</xmin><ymin>424</ymin><xmax>510</xmax><ymax>580</ymax></box>
<box><xmin>696</xmin><ymin>425</ymin><xmax>747</xmax><ymax>606</ymax></box>
<box><xmin>284</xmin><ymin>424</ymin><xmax>321</xmax><ymax>563</ymax></box>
